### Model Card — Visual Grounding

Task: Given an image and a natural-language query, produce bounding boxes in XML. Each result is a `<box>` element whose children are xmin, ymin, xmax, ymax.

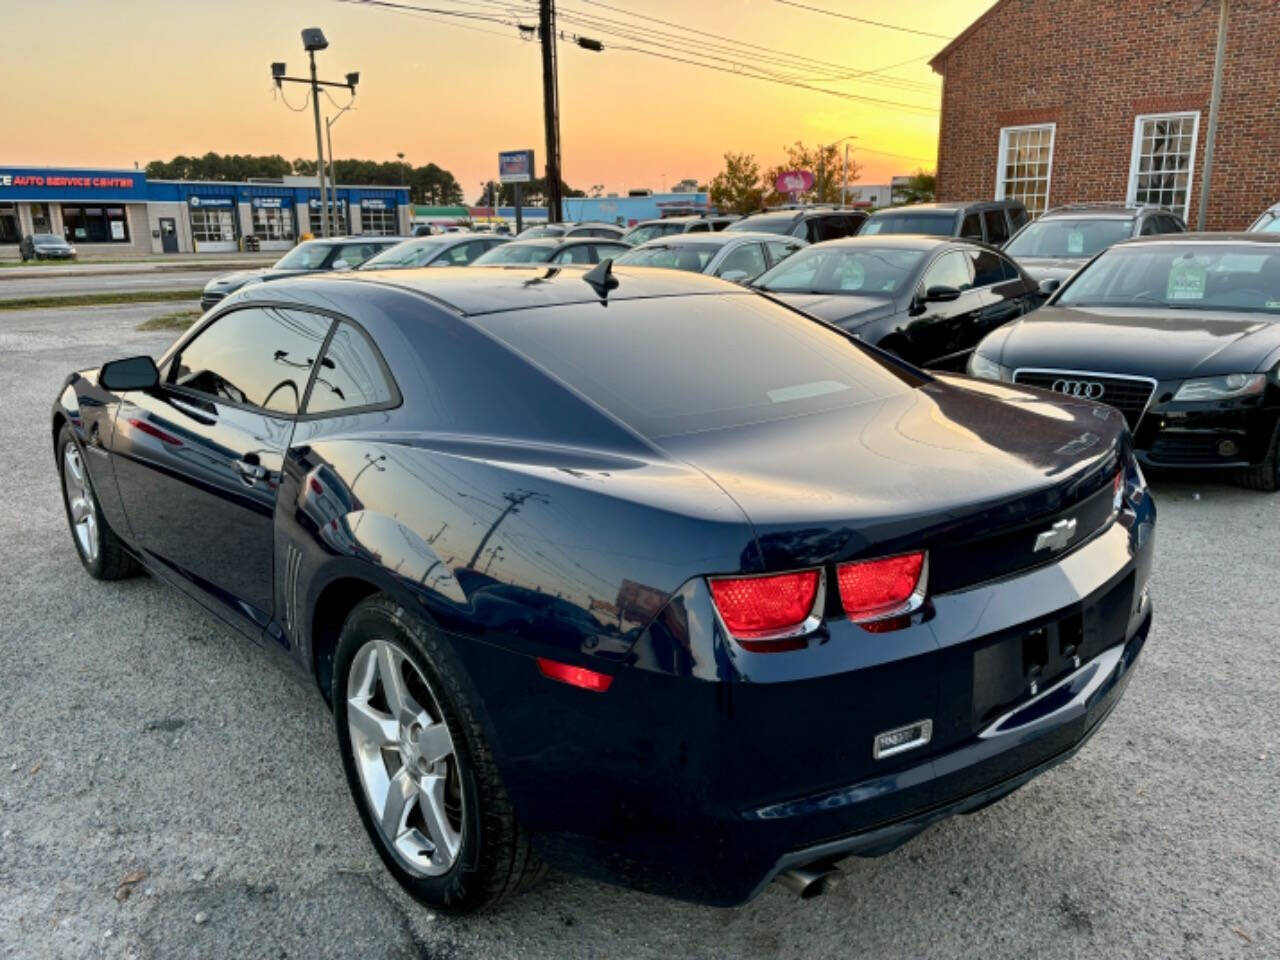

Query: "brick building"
<box><xmin>929</xmin><ymin>0</ymin><xmax>1280</xmax><ymax>230</ymax></box>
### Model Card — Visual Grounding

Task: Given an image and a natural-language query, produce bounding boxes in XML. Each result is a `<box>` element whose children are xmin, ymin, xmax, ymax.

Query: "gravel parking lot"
<box><xmin>1</xmin><ymin>302</ymin><xmax>1277</xmax><ymax>960</ymax></box>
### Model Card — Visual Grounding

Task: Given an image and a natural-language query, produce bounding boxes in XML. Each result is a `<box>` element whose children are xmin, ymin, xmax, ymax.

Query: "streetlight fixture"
<box><xmin>270</xmin><ymin>28</ymin><xmax>358</xmax><ymax>238</ymax></box>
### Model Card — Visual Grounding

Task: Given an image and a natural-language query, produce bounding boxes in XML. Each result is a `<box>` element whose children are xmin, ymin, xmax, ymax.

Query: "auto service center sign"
<box><xmin>775</xmin><ymin>170</ymin><xmax>814</xmax><ymax>195</ymax></box>
<box><xmin>0</xmin><ymin>168</ymin><xmax>148</xmax><ymax>201</ymax></box>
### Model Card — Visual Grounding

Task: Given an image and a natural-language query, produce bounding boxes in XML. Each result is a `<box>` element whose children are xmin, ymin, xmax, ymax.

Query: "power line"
<box><xmin>774</xmin><ymin>0</ymin><xmax>955</xmax><ymax>40</ymax></box>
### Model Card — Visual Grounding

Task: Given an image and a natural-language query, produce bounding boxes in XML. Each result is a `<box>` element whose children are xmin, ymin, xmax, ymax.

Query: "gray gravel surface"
<box><xmin>1</xmin><ymin>303</ymin><xmax>1277</xmax><ymax>959</ymax></box>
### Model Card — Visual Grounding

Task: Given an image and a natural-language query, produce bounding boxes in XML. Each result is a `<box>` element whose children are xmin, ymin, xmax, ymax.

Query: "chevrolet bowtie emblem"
<box><xmin>1034</xmin><ymin>518</ymin><xmax>1077</xmax><ymax>553</ymax></box>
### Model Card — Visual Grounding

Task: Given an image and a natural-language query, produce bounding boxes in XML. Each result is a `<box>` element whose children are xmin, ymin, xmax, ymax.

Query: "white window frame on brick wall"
<box><xmin>995</xmin><ymin>123</ymin><xmax>1056</xmax><ymax>218</ymax></box>
<box><xmin>1126</xmin><ymin>111</ymin><xmax>1200</xmax><ymax>221</ymax></box>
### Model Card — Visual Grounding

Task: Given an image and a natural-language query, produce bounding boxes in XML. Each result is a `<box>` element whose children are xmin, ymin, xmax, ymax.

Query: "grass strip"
<box><xmin>136</xmin><ymin>309</ymin><xmax>202</xmax><ymax>331</ymax></box>
<box><xmin>0</xmin><ymin>289</ymin><xmax>203</xmax><ymax>311</ymax></box>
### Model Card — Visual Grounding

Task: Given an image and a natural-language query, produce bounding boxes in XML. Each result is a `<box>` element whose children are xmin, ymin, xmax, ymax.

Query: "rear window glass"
<box><xmin>476</xmin><ymin>295</ymin><xmax>915</xmax><ymax>438</ymax></box>
<box><xmin>862</xmin><ymin>212</ymin><xmax>956</xmax><ymax>236</ymax></box>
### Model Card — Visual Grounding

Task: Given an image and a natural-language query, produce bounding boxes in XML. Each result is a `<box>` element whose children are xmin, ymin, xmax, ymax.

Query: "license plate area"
<box><xmin>972</xmin><ymin>572</ymin><xmax>1134</xmax><ymax>728</ymax></box>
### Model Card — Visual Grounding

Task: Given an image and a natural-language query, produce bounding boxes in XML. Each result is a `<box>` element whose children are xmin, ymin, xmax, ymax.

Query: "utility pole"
<box><xmin>1196</xmin><ymin>0</ymin><xmax>1228</xmax><ymax>231</ymax></box>
<box><xmin>467</xmin><ymin>490</ymin><xmax>547</xmax><ymax>569</ymax></box>
<box><xmin>272</xmin><ymin>29</ymin><xmax>358</xmax><ymax>240</ymax></box>
<box><xmin>539</xmin><ymin>0</ymin><xmax>563</xmax><ymax>224</ymax></box>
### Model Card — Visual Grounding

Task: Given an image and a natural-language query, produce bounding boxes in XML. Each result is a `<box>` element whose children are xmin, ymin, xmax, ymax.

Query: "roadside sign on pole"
<box><xmin>499</xmin><ymin>150</ymin><xmax>535</xmax><ymax>184</ymax></box>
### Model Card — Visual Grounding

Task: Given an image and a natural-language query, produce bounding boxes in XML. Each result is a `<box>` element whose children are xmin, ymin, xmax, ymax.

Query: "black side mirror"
<box><xmin>99</xmin><ymin>355</ymin><xmax>159</xmax><ymax>392</ymax></box>
<box><xmin>1038</xmin><ymin>278</ymin><xmax>1062</xmax><ymax>297</ymax></box>
<box><xmin>925</xmin><ymin>284</ymin><xmax>962</xmax><ymax>302</ymax></box>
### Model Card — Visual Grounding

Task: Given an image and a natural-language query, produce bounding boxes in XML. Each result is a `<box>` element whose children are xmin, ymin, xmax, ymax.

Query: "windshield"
<box><xmin>1005</xmin><ymin>218</ymin><xmax>1133</xmax><ymax>259</ymax></box>
<box><xmin>477</xmin><ymin>294</ymin><xmax>915</xmax><ymax>438</ymax></box>
<box><xmin>34</xmin><ymin>234</ymin><xmax>64</xmax><ymax>243</ymax></box>
<box><xmin>724</xmin><ymin>215</ymin><xmax>797</xmax><ymax>236</ymax></box>
<box><xmin>1249</xmin><ymin>211</ymin><xmax>1280</xmax><ymax>234</ymax></box>
<box><xmin>615</xmin><ymin>243</ymin><xmax>718</xmax><ymax>272</ymax></box>
<box><xmin>1057</xmin><ymin>244</ymin><xmax>1280</xmax><ymax>314</ymax></box>
<box><xmin>860</xmin><ymin>211</ymin><xmax>957</xmax><ymax>236</ymax></box>
<box><xmin>622</xmin><ymin>222</ymin><xmax>685</xmax><ymax>245</ymax></box>
<box><xmin>472</xmin><ymin>242</ymin><xmax>556</xmax><ymax>264</ymax></box>
<box><xmin>362</xmin><ymin>239</ymin><xmax>448</xmax><ymax>268</ymax></box>
<box><xmin>519</xmin><ymin>225</ymin><xmax>565</xmax><ymax>239</ymax></box>
<box><xmin>753</xmin><ymin>245</ymin><xmax>926</xmax><ymax>295</ymax></box>
<box><xmin>274</xmin><ymin>242</ymin><xmax>332</xmax><ymax>270</ymax></box>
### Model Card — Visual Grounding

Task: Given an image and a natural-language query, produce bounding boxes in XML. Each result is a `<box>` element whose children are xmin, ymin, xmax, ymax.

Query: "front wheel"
<box><xmin>57</xmin><ymin>425</ymin><xmax>138</xmax><ymax>579</ymax></box>
<box><xmin>1238</xmin><ymin>419</ymin><xmax>1280</xmax><ymax>492</ymax></box>
<box><xmin>332</xmin><ymin>595</ymin><xmax>544</xmax><ymax>913</ymax></box>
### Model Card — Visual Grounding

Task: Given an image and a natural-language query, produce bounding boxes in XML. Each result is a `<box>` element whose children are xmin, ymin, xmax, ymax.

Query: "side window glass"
<box><xmin>171</xmin><ymin>307</ymin><xmax>331</xmax><ymax>414</ymax></box>
<box><xmin>1164</xmin><ymin>215</ymin><xmax>1186</xmax><ymax>233</ymax></box>
<box><xmin>966</xmin><ymin>248</ymin><xmax>1006</xmax><ymax>287</ymax></box>
<box><xmin>983</xmin><ymin>210</ymin><xmax>1009</xmax><ymax>244</ymax></box>
<box><xmin>921</xmin><ymin>251</ymin><xmax>972</xmax><ymax>292</ymax></box>
<box><xmin>960</xmin><ymin>213</ymin><xmax>983</xmax><ymax>240</ymax></box>
<box><xmin>1140</xmin><ymin>217</ymin><xmax>1162</xmax><ymax>236</ymax></box>
<box><xmin>335</xmin><ymin>243</ymin><xmax>377</xmax><ymax>267</ymax></box>
<box><xmin>306</xmin><ymin>321</ymin><xmax>396</xmax><ymax>415</ymax></box>
<box><xmin>1009</xmin><ymin>206</ymin><xmax>1030</xmax><ymax>231</ymax></box>
<box><xmin>687</xmin><ymin>222</ymin><xmax>710</xmax><ymax>232</ymax></box>
<box><xmin>716</xmin><ymin>243</ymin><xmax>767</xmax><ymax>278</ymax></box>
<box><xmin>765</xmin><ymin>240</ymin><xmax>802</xmax><ymax>265</ymax></box>
<box><xmin>555</xmin><ymin>244</ymin><xmax>594</xmax><ymax>264</ymax></box>
<box><xmin>999</xmin><ymin>255</ymin><xmax>1021</xmax><ymax>281</ymax></box>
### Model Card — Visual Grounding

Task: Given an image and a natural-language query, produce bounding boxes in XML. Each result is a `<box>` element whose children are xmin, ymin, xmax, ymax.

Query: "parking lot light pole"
<box><xmin>272</xmin><ymin>29</ymin><xmax>359</xmax><ymax>239</ymax></box>
<box><xmin>325</xmin><ymin>92</ymin><xmax>356</xmax><ymax>236</ymax></box>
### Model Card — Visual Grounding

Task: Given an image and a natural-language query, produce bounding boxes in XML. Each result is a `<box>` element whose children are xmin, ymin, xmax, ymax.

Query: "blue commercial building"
<box><xmin>0</xmin><ymin>166</ymin><xmax>411</xmax><ymax>257</ymax></box>
<box><xmin>563</xmin><ymin>192</ymin><xmax>709</xmax><ymax>225</ymax></box>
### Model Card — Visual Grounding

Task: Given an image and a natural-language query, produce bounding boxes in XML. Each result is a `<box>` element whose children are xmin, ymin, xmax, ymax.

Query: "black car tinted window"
<box><xmin>921</xmin><ymin>250</ymin><xmax>972</xmax><ymax>292</ymax></box>
<box><xmin>966</xmin><ymin>247</ymin><xmax>1006</xmax><ymax>287</ymax></box>
<box><xmin>171</xmin><ymin>307</ymin><xmax>332</xmax><ymax>414</ymax></box>
<box><xmin>478</xmin><ymin>295</ymin><xmax>915</xmax><ymax>438</ymax></box>
<box><xmin>305</xmin><ymin>321</ymin><xmax>396</xmax><ymax>415</ymax></box>
<box><xmin>1009</xmin><ymin>206</ymin><xmax>1030</xmax><ymax>231</ymax></box>
<box><xmin>810</xmin><ymin>216</ymin><xmax>852</xmax><ymax>243</ymax></box>
<box><xmin>960</xmin><ymin>213</ymin><xmax>983</xmax><ymax>240</ymax></box>
<box><xmin>1140</xmin><ymin>217</ymin><xmax>1162</xmax><ymax>235</ymax></box>
<box><xmin>862</xmin><ymin>211</ymin><xmax>956</xmax><ymax>236</ymax></box>
<box><xmin>983</xmin><ymin>210</ymin><xmax>1009</xmax><ymax>244</ymax></box>
<box><xmin>999</xmin><ymin>255</ymin><xmax>1021</xmax><ymax>281</ymax></box>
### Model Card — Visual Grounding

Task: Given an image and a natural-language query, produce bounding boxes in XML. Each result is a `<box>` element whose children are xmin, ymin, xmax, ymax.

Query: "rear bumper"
<box><xmin>754</xmin><ymin>613</ymin><xmax>1148</xmax><ymax>900</ymax></box>
<box><xmin>454</xmin><ymin>499</ymin><xmax>1156</xmax><ymax>906</ymax></box>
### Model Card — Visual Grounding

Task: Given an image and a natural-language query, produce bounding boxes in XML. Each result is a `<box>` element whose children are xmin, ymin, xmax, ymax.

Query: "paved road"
<box><xmin>1</xmin><ymin>303</ymin><xmax>1276</xmax><ymax>959</ymax></box>
<box><xmin>0</xmin><ymin>269</ymin><xmax>229</xmax><ymax>300</ymax></box>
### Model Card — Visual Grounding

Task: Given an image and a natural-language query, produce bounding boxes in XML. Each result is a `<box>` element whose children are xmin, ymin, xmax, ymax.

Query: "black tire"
<box><xmin>1238</xmin><ymin>419</ymin><xmax>1280</xmax><ymax>492</ymax></box>
<box><xmin>56</xmin><ymin>424</ymin><xmax>139</xmax><ymax>580</ymax></box>
<box><xmin>332</xmin><ymin>594</ymin><xmax>545</xmax><ymax>913</ymax></box>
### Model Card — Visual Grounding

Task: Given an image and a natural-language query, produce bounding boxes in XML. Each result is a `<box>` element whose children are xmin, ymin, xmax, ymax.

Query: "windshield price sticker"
<box><xmin>1167</xmin><ymin>261</ymin><xmax>1207</xmax><ymax>300</ymax></box>
<box><xmin>1066</xmin><ymin>229</ymin><xmax>1084</xmax><ymax>255</ymax></box>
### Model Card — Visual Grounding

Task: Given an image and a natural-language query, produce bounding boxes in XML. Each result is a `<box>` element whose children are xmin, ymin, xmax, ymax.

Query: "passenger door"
<box><xmin>111</xmin><ymin>306</ymin><xmax>332</xmax><ymax>634</ymax></box>
<box><xmin>966</xmin><ymin>247</ymin><xmax>1033</xmax><ymax>348</ymax></box>
<box><xmin>904</xmin><ymin>249</ymin><xmax>980</xmax><ymax>366</ymax></box>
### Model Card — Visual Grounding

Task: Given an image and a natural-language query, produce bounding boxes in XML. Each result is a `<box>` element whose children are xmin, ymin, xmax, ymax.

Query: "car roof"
<box><xmin>632</xmin><ymin>231</ymin><xmax>782</xmax><ymax>247</ymax></box>
<box><xmin>326</xmin><ymin>264</ymin><xmax>743</xmax><ymax>316</ymax></box>
<box><xmin>1118</xmin><ymin>231</ymin><xmax>1280</xmax><ymax>246</ymax></box>
<box><xmin>1038</xmin><ymin>204</ymin><xmax>1150</xmax><ymax>220</ymax></box>
<box><xmin>817</xmin><ymin>234</ymin><xmax>957</xmax><ymax>251</ymax></box>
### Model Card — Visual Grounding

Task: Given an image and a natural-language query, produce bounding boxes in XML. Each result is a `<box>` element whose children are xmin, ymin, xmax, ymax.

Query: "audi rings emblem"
<box><xmin>1051</xmin><ymin>379</ymin><xmax>1105</xmax><ymax>400</ymax></box>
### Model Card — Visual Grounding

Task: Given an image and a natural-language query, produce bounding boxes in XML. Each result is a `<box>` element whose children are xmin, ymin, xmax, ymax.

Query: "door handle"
<box><xmin>234</xmin><ymin>459</ymin><xmax>268</xmax><ymax>482</ymax></box>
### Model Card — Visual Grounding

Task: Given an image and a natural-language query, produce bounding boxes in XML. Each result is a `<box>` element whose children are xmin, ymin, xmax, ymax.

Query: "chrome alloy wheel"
<box><xmin>347</xmin><ymin>639</ymin><xmax>464</xmax><ymax>876</ymax></box>
<box><xmin>62</xmin><ymin>445</ymin><xmax>99</xmax><ymax>563</ymax></box>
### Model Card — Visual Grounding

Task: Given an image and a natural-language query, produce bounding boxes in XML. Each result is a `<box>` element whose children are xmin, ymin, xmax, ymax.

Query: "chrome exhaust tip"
<box><xmin>777</xmin><ymin>864</ymin><xmax>842</xmax><ymax>899</ymax></box>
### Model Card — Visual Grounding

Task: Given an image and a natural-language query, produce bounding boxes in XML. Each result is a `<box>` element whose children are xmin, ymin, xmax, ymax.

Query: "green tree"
<box><xmin>763</xmin><ymin>141</ymin><xmax>861</xmax><ymax>205</ymax></box>
<box><xmin>897</xmin><ymin>169</ymin><xmax>936</xmax><ymax>205</ymax></box>
<box><xmin>708</xmin><ymin>152</ymin><xmax>765</xmax><ymax>215</ymax></box>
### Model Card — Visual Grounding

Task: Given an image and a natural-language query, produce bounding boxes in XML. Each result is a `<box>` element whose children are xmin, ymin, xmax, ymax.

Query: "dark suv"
<box><xmin>861</xmin><ymin>200</ymin><xmax>1029</xmax><ymax>247</ymax></box>
<box><xmin>1003</xmin><ymin>203</ymin><xmax>1187</xmax><ymax>285</ymax></box>
<box><xmin>724</xmin><ymin>206</ymin><xmax>868</xmax><ymax>243</ymax></box>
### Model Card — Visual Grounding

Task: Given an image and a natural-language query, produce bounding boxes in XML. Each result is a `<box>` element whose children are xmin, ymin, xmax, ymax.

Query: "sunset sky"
<box><xmin>3</xmin><ymin>0</ymin><xmax>996</xmax><ymax>200</ymax></box>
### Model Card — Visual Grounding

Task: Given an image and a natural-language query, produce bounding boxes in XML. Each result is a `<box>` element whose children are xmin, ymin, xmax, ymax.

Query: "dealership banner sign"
<box><xmin>499</xmin><ymin>150</ymin><xmax>534</xmax><ymax>184</ymax></box>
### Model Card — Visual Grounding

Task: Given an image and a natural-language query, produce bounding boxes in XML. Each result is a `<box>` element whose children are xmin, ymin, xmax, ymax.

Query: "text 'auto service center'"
<box><xmin>0</xmin><ymin>166</ymin><xmax>412</xmax><ymax>256</ymax></box>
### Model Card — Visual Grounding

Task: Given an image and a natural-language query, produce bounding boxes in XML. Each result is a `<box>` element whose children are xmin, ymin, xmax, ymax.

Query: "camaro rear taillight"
<box><xmin>836</xmin><ymin>551</ymin><xmax>926</xmax><ymax>622</ymax></box>
<box><xmin>708</xmin><ymin>570</ymin><xmax>821</xmax><ymax>641</ymax></box>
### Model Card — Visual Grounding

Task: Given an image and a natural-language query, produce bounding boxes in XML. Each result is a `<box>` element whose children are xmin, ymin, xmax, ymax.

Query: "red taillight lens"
<box><xmin>536</xmin><ymin>657</ymin><xmax>613</xmax><ymax>692</ymax></box>
<box><xmin>708</xmin><ymin>570</ymin><xmax>820</xmax><ymax>639</ymax></box>
<box><xmin>837</xmin><ymin>552</ymin><xmax>925</xmax><ymax>621</ymax></box>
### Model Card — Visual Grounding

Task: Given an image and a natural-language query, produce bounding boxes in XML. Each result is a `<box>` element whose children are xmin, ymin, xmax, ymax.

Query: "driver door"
<box><xmin>111</xmin><ymin>306</ymin><xmax>333</xmax><ymax>635</ymax></box>
<box><xmin>905</xmin><ymin>249</ymin><xmax>980</xmax><ymax>366</ymax></box>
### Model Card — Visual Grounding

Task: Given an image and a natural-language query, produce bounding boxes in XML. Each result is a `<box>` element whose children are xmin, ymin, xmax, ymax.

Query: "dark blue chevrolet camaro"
<box><xmin>53</xmin><ymin>264</ymin><xmax>1156</xmax><ymax>910</ymax></box>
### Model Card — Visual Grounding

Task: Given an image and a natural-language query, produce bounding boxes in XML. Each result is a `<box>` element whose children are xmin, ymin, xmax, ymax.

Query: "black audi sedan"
<box><xmin>53</xmin><ymin>264</ymin><xmax>1154</xmax><ymax>910</ymax></box>
<box><xmin>968</xmin><ymin>233</ymin><xmax>1280</xmax><ymax>490</ymax></box>
<box><xmin>752</xmin><ymin>235</ymin><xmax>1041</xmax><ymax>369</ymax></box>
<box><xmin>200</xmin><ymin>236</ymin><xmax>404</xmax><ymax>310</ymax></box>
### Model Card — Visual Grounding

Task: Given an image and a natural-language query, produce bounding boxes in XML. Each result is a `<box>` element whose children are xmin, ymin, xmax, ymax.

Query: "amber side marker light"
<box><xmin>536</xmin><ymin>657</ymin><xmax>614</xmax><ymax>692</ymax></box>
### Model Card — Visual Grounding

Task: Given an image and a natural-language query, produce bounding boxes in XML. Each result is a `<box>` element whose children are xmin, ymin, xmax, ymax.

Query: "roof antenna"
<box><xmin>582</xmin><ymin>258</ymin><xmax>618</xmax><ymax>299</ymax></box>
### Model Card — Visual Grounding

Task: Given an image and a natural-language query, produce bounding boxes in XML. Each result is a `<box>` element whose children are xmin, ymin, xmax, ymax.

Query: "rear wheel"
<box><xmin>57</xmin><ymin>425</ymin><xmax>138</xmax><ymax>579</ymax></box>
<box><xmin>332</xmin><ymin>595</ymin><xmax>544</xmax><ymax>912</ymax></box>
<box><xmin>1238</xmin><ymin>419</ymin><xmax>1280</xmax><ymax>492</ymax></box>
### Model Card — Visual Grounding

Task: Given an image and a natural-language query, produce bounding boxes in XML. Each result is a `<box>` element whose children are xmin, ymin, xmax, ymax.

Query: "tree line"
<box><xmin>144</xmin><ymin>152</ymin><xmax>463</xmax><ymax>205</ymax></box>
<box><xmin>708</xmin><ymin>142</ymin><xmax>934</xmax><ymax>214</ymax></box>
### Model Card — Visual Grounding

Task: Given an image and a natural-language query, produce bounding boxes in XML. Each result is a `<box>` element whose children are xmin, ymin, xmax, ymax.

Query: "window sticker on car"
<box><xmin>838</xmin><ymin>261</ymin><xmax>866</xmax><ymax>290</ymax></box>
<box><xmin>1167</xmin><ymin>260</ymin><xmax>1207</xmax><ymax>300</ymax></box>
<box><xmin>1067</xmin><ymin>229</ymin><xmax>1084</xmax><ymax>255</ymax></box>
<box><xmin>1266</xmin><ymin>301</ymin><xmax>1280</xmax><ymax>310</ymax></box>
